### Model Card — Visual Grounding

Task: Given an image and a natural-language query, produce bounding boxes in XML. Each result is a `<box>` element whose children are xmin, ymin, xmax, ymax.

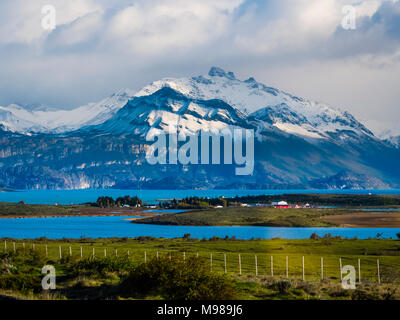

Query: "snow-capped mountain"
<box><xmin>0</xmin><ymin>89</ymin><xmax>134</xmax><ymax>134</ymax></box>
<box><xmin>135</xmin><ymin>67</ymin><xmax>373</xmax><ymax>140</ymax></box>
<box><xmin>0</xmin><ymin>67</ymin><xmax>399</xmax><ymax>190</ymax></box>
<box><xmin>90</xmin><ymin>86</ymin><xmax>250</xmax><ymax>137</ymax></box>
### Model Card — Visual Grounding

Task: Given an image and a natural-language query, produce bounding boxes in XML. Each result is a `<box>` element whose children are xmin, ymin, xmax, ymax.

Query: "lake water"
<box><xmin>1</xmin><ymin>189</ymin><xmax>400</xmax><ymax>205</ymax></box>
<box><xmin>1</xmin><ymin>216</ymin><xmax>400</xmax><ymax>240</ymax></box>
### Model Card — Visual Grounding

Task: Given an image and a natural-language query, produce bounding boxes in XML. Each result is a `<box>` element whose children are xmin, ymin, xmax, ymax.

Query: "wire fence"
<box><xmin>4</xmin><ymin>240</ymin><xmax>400</xmax><ymax>284</ymax></box>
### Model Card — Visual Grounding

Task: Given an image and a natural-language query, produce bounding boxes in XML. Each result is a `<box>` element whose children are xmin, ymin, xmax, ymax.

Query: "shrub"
<box><xmin>0</xmin><ymin>274</ymin><xmax>42</xmax><ymax>293</ymax></box>
<box><xmin>310</xmin><ymin>233</ymin><xmax>320</xmax><ymax>240</ymax></box>
<box><xmin>274</xmin><ymin>280</ymin><xmax>293</xmax><ymax>293</ymax></box>
<box><xmin>119</xmin><ymin>257</ymin><xmax>238</xmax><ymax>300</ymax></box>
<box><xmin>70</xmin><ymin>256</ymin><xmax>134</xmax><ymax>277</ymax></box>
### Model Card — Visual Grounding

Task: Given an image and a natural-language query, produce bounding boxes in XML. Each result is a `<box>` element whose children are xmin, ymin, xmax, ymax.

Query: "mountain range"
<box><xmin>0</xmin><ymin>67</ymin><xmax>399</xmax><ymax>190</ymax></box>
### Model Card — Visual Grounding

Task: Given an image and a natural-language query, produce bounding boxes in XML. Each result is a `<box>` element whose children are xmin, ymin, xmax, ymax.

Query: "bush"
<box><xmin>310</xmin><ymin>233</ymin><xmax>320</xmax><ymax>240</ymax></box>
<box><xmin>274</xmin><ymin>280</ymin><xmax>293</xmax><ymax>293</ymax></box>
<box><xmin>0</xmin><ymin>274</ymin><xmax>42</xmax><ymax>293</ymax></box>
<box><xmin>119</xmin><ymin>257</ymin><xmax>238</xmax><ymax>300</ymax></box>
<box><xmin>70</xmin><ymin>256</ymin><xmax>134</xmax><ymax>277</ymax></box>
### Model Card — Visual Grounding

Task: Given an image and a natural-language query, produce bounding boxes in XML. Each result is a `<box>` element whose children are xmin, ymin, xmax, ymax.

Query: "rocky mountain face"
<box><xmin>0</xmin><ymin>67</ymin><xmax>399</xmax><ymax>190</ymax></box>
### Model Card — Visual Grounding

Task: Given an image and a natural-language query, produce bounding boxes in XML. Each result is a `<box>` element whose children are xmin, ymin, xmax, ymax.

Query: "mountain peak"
<box><xmin>208</xmin><ymin>67</ymin><xmax>236</xmax><ymax>80</ymax></box>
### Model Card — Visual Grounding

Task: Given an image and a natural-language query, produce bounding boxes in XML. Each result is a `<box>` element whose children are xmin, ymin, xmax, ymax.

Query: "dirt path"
<box><xmin>321</xmin><ymin>212</ymin><xmax>400</xmax><ymax>228</ymax></box>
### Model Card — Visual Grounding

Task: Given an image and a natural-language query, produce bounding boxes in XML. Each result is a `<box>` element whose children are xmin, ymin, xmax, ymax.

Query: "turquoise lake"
<box><xmin>0</xmin><ymin>216</ymin><xmax>399</xmax><ymax>240</ymax></box>
<box><xmin>1</xmin><ymin>189</ymin><xmax>400</xmax><ymax>240</ymax></box>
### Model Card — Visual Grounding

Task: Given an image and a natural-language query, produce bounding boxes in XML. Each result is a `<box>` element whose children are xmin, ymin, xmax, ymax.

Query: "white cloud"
<box><xmin>106</xmin><ymin>0</ymin><xmax>244</xmax><ymax>53</ymax></box>
<box><xmin>0</xmin><ymin>0</ymin><xmax>102</xmax><ymax>44</ymax></box>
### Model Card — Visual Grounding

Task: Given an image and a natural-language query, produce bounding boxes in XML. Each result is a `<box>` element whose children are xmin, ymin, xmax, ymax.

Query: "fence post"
<box><xmin>302</xmin><ymin>256</ymin><xmax>305</xmax><ymax>281</ymax></box>
<box><xmin>339</xmin><ymin>258</ymin><xmax>343</xmax><ymax>280</ymax></box>
<box><xmin>22</xmin><ymin>242</ymin><xmax>25</xmax><ymax>249</ymax></box>
<box><xmin>69</xmin><ymin>246</ymin><xmax>72</xmax><ymax>256</ymax></box>
<box><xmin>33</xmin><ymin>243</ymin><xmax>35</xmax><ymax>250</ymax></box>
<box><xmin>377</xmin><ymin>259</ymin><xmax>381</xmax><ymax>284</ymax></box>
<box><xmin>59</xmin><ymin>246</ymin><xmax>62</xmax><ymax>260</ymax></box>
<box><xmin>115</xmin><ymin>249</ymin><xmax>118</xmax><ymax>257</ymax></box>
<box><xmin>183</xmin><ymin>252</ymin><xmax>185</xmax><ymax>262</ymax></box>
<box><xmin>286</xmin><ymin>256</ymin><xmax>289</xmax><ymax>278</ymax></box>
<box><xmin>156</xmin><ymin>251</ymin><xmax>159</xmax><ymax>259</ymax></box>
<box><xmin>196</xmin><ymin>252</ymin><xmax>199</xmax><ymax>258</ymax></box>
<box><xmin>104</xmin><ymin>249</ymin><xmax>107</xmax><ymax>257</ymax></box>
<box><xmin>80</xmin><ymin>246</ymin><xmax>82</xmax><ymax>259</ymax></box>
<box><xmin>127</xmin><ymin>250</ymin><xmax>130</xmax><ymax>256</ymax></box>
<box><xmin>255</xmin><ymin>255</ymin><xmax>258</xmax><ymax>276</ymax></box>
<box><xmin>45</xmin><ymin>245</ymin><xmax>48</xmax><ymax>257</ymax></box>
<box><xmin>144</xmin><ymin>251</ymin><xmax>147</xmax><ymax>263</ymax></box>
<box><xmin>210</xmin><ymin>253</ymin><xmax>213</xmax><ymax>272</ymax></box>
<box><xmin>238</xmin><ymin>254</ymin><xmax>242</xmax><ymax>275</ymax></box>
<box><xmin>92</xmin><ymin>247</ymin><xmax>95</xmax><ymax>258</ymax></box>
<box><xmin>13</xmin><ymin>242</ymin><xmax>16</xmax><ymax>253</ymax></box>
<box><xmin>271</xmin><ymin>256</ymin><xmax>274</xmax><ymax>277</ymax></box>
<box><xmin>321</xmin><ymin>257</ymin><xmax>324</xmax><ymax>281</ymax></box>
<box><xmin>3</xmin><ymin>240</ymin><xmax>6</xmax><ymax>253</ymax></box>
<box><xmin>224</xmin><ymin>254</ymin><xmax>227</xmax><ymax>274</ymax></box>
<box><xmin>358</xmin><ymin>258</ymin><xmax>361</xmax><ymax>283</ymax></box>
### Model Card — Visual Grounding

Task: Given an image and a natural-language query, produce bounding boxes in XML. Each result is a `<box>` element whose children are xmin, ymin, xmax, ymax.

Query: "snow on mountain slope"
<box><xmin>0</xmin><ymin>106</ymin><xmax>47</xmax><ymax>133</ymax></box>
<box><xmin>136</xmin><ymin>67</ymin><xmax>373</xmax><ymax>139</ymax></box>
<box><xmin>93</xmin><ymin>87</ymin><xmax>249</xmax><ymax>137</ymax></box>
<box><xmin>0</xmin><ymin>89</ymin><xmax>134</xmax><ymax>133</ymax></box>
<box><xmin>0</xmin><ymin>67</ymin><xmax>377</xmax><ymax>141</ymax></box>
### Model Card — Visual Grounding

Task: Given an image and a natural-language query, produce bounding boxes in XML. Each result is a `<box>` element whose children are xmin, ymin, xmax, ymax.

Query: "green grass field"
<box><xmin>2</xmin><ymin>238</ymin><xmax>400</xmax><ymax>300</ymax></box>
<box><xmin>2</xmin><ymin>237</ymin><xmax>400</xmax><ymax>282</ymax></box>
<box><xmin>134</xmin><ymin>207</ymin><xmax>355</xmax><ymax>227</ymax></box>
<box><xmin>0</xmin><ymin>203</ymin><xmax>81</xmax><ymax>217</ymax></box>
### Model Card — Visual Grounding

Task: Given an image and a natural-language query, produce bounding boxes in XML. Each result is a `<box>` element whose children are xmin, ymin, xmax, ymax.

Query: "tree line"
<box><xmin>95</xmin><ymin>195</ymin><xmax>143</xmax><ymax>208</ymax></box>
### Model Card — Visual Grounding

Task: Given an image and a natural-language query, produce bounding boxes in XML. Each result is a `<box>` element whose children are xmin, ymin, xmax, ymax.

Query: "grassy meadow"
<box><xmin>133</xmin><ymin>207</ymin><xmax>354</xmax><ymax>227</ymax></box>
<box><xmin>2</xmin><ymin>237</ymin><xmax>400</xmax><ymax>300</ymax></box>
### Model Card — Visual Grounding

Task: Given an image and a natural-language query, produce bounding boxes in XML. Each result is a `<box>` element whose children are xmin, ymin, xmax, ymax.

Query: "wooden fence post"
<box><xmin>271</xmin><ymin>256</ymin><xmax>274</xmax><ymax>277</ymax></box>
<box><xmin>144</xmin><ymin>251</ymin><xmax>147</xmax><ymax>263</ymax></box>
<box><xmin>69</xmin><ymin>246</ymin><xmax>72</xmax><ymax>256</ymax></box>
<box><xmin>59</xmin><ymin>246</ymin><xmax>62</xmax><ymax>260</ymax></box>
<box><xmin>127</xmin><ymin>250</ymin><xmax>130</xmax><ymax>256</ymax></box>
<box><xmin>45</xmin><ymin>245</ymin><xmax>48</xmax><ymax>257</ymax></box>
<box><xmin>13</xmin><ymin>242</ymin><xmax>16</xmax><ymax>253</ymax></box>
<box><xmin>80</xmin><ymin>246</ymin><xmax>82</xmax><ymax>259</ymax></box>
<box><xmin>104</xmin><ymin>249</ymin><xmax>107</xmax><ymax>257</ymax></box>
<box><xmin>22</xmin><ymin>242</ymin><xmax>25</xmax><ymax>249</ymax></box>
<box><xmin>210</xmin><ymin>253</ymin><xmax>213</xmax><ymax>272</ymax></box>
<box><xmin>302</xmin><ymin>256</ymin><xmax>305</xmax><ymax>281</ymax></box>
<box><xmin>255</xmin><ymin>255</ymin><xmax>258</xmax><ymax>276</ymax></box>
<box><xmin>321</xmin><ymin>257</ymin><xmax>324</xmax><ymax>281</ymax></box>
<box><xmin>224</xmin><ymin>254</ymin><xmax>227</xmax><ymax>274</ymax></box>
<box><xmin>358</xmin><ymin>258</ymin><xmax>361</xmax><ymax>283</ymax></box>
<box><xmin>3</xmin><ymin>240</ymin><xmax>6</xmax><ymax>253</ymax></box>
<box><xmin>92</xmin><ymin>247</ymin><xmax>95</xmax><ymax>258</ymax></box>
<box><xmin>377</xmin><ymin>259</ymin><xmax>381</xmax><ymax>284</ymax></box>
<box><xmin>286</xmin><ymin>256</ymin><xmax>289</xmax><ymax>278</ymax></box>
<box><xmin>339</xmin><ymin>258</ymin><xmax>343</xmax><ymax>280</ymax></box>
<box><xmin>115</xmin><ymin>249</ymin><xmax>118</xmax><ymax>257</ymax></box>
<box><xmin>183</xmin><ymin>252</ymin><xmax>185</xmax><ymax>262</ymax></box>
<box><xmin>33</xmin><ymin>243</ymin><xmax>35</xmax><ymax>250</ymax></box>
<box><xmin>238</xmin><ymin>254</ymin><xmax>242</xmax><ymax>275</ymax></box>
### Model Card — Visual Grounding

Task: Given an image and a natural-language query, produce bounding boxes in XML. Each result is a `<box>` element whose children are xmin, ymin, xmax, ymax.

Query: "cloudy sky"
<box><xmin>0</xmin><ymin>0</ymin><xmax>399</xmax><ymax>135</ymax></box>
